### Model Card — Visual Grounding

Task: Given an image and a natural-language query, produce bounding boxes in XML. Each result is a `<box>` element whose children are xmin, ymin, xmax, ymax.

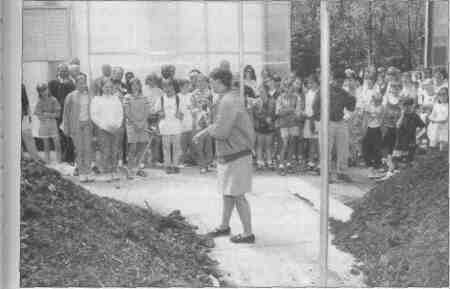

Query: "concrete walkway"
<box><xmin>55</xmin><ymin>164</ymin><xmax>367</xmax><ymax>287</ymax></box>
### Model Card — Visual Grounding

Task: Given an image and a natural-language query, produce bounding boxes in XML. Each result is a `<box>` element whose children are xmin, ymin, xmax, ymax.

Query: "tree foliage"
<box><xmin>291</xmin><ymin>0</ymin><xmax>425</xmax><ymax>77</ymax></box>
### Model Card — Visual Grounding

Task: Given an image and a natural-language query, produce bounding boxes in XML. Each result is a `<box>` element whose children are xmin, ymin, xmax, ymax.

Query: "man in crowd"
<box><xmin>48</xmin><ymin>63</ymin><xmax>76</xmax><ymax>164</ymax></box>
<box><xmin>313</xmin><ymin>70</ymin><xmax>356</xmax><ymax>183</ymax></box>
<box><xmin>93</xmin><ymin>64</ymin><xmax>112</xmax><ymax>96</ymax></box>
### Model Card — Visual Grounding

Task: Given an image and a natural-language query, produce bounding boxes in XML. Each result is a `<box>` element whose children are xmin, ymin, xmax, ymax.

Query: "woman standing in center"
<box><xmin>193</xmin><ymin>68</ymin><xmax>256</xmax><ymax>244</ymax></box>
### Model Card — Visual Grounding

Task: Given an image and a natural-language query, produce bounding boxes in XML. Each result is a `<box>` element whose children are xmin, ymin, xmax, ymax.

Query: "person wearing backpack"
<box><xmin>159</xmin><ymin>80</ymin><xmax>183</xmax><ymax>174</ymax></box>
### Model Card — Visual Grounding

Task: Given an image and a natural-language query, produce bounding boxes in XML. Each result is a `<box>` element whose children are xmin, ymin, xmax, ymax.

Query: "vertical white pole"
<box><xmin>238</xmin><ymin>0</ymin><xmax>244</xmax><ymax>99</ymax></box>
<box><xmin>424</xmin><ymin>0</ymin><xmax>430</xmax><ymax>68</ymax></box>
<box><xmin>2</xmin><ymin>0</ymin><xmax>22</xmax><ymax>287</ymax></box>
<box><xmin>319</xmin><ymin>0</ymin><xmax>330</xmax><ymax>287</ymax></box>
<box><xmin>204</xmin><ymin>0</ymin><xmax>210</xmax><ymax>74</ymax></box>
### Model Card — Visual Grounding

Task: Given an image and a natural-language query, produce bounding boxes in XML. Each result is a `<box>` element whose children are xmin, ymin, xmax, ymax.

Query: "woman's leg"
<box><xmin>172</xmin><ymin>134</ymin><xmax>182</xmax><ymax>167</ymax></box>
<box><xmin>43</xmin><ymin>138</ymin><xmax>51</xmax><ymax>163</ymax></box>
<box><xmin>256</xmin><ymin>134</ymin><xmax>264</xmax><ymax>166</ymax></box>
<box><xmin>22</xmin><ymin>131</ymin><xmax>43</xmax><ymax>162</ymax></box>
<box><xmin>265</xmin><ymin>134</ymin><xmax>274</xmax><ymax>166</ymax></box>
<box><xmin>135</xmin><ymin>142</ymin><xmax>147</xmax><ymax>169</ymax></box>
<box><xmin>162</xmin><ymin>135</ymin><xmax>171</xmax><ymax>168</ymax></box>
<box><xmin>235</xmin><ymin>195</ymin><xmax>253</xmax><ymax>236</ymax></box>
<box><xmin>52</xmin><ymin>133</ymin><xmax>62</xmax><ymax>163</ymax></box>
<box><xmin>127</xmin><ymin>143</ymin><xmax>137</xmax><ymax>171</ymax></box>
<box><xmin>220</xmin><ymin>196</ymin><xmax>236</xmax><ymax>229</ymax></box>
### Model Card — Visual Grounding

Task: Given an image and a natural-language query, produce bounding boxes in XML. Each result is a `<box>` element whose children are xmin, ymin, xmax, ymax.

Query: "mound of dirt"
<box><xmin>330</xmin><ymin>151</ymin><xmax>449</xmax><ymax>287</ymax></box>
<box><xmin>20</xmin><ymin>157</ymin><xmax>221</xmax><ymax>287</ymax></box>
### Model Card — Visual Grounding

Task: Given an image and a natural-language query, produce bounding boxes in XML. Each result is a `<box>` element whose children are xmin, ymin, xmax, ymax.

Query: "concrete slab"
<box><xmin>55</xmin><ymin>165</ymin><xmax>365</xmax><ymax>287</ymax></box>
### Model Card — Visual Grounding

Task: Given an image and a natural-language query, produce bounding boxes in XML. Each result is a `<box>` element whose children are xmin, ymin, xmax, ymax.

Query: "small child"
<box><xmin>63</xmin><ymin>74</ymin><xmax>93</xmax><ymax>182</ymax></box>
<box><xmin>384</xmin><ymin>98</ymin><xmax>426</xmax><ymax>179</ymax></box>
<box><xmin>361</xmin><ymin>92</ymin><xmax>384</xmax><ymax>178</ymax></box>
<box><xmin>428</xmin><ymin>87</ymin><xmax>449</xmax><ymax>151</ymax></box>
<box><xmin>90</xmin><ymin>80</ymin><xmax>124</xmax><ymax>181</ymax></box>
<box><xmin>192</xmin><ymin>76</ymin><xmax>214</xmax><ymax>173</ymax></box>
<box><xmin>143</xmin><ymin>73</ymin><xmax>164</xmax><ymax>166</ymax></box>
<box><xmin>177</xmin><ymin>79</ymin><xmax>195</xmax><ymax>166</ymax></box>
<box><xmin>34</xmin><ymin>83</ymin><xmax>62</xmax><ymax>163</ymax></box>
<box><xmin>159</xmin><ymin>80</ymin><xmax>183</xmax><ymax>174</ymax></box>
<box><xmin>124</xmin><ymin>78</ymin><xmax>150</xmax><ymax>178</ymax></box>
<box><xmin>254</xmin><ymin>86</ymin><xmax>277</xmax><ymax>170</ymax></box>
<box><xmin>276</xmin><ymin>79</ymin><xmax>301</xmax><ymax>175</ymax></box>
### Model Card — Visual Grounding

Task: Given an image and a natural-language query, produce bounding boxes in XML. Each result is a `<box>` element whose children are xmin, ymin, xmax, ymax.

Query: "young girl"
<box><xmin>143</xmin><ymin>73</ymin><xmax>163</xmax><ymax>166</ymax></box>
<box><xmin>428</xmin><ymin>87</ymin><xmax>449</xmax><ymax>151</ymax></box>
<box><xmin>254</xmin><ymin>85</ymin><xmax>276</xmax><ymax>170</ymax></box>
<box><xmin>303</xmin><ymin>74</ymin><xmax>320</xmax><ymax>171</ymax></box>
<box><xmin>276</xmin><ymin>78</ymin><xmax>301</xmax><ymax>175</ymax></box>
<box><xmin>34</xmin><ymin>83</ymin><xmax>62</xmax><ymax>163</ymax></box>
<box><xmin>63</xmin><ymin>74</ymin><xmax>93</xmax><ymax>182</ymax></box>
<box><xmin>124</xmin><ymin>78</ymin><xmax>150</xmax><ymax>178</ymax></box>
<box><xmin>361</xmin><ymin>92</ymin><xmax>384</xmax><ymax>178</ymax></box>
<box><xmin>90</xmin><ymin>80</ymin><xmax>124</xmax><ymax>181</ymax></box>
<box><xmin>159</xmin><ymin>81</ymin><xmax>183</xmax><ymax>174</ymax></box>
<box><xmin>380</xmin><ymin>80</ymin><xmax>402</xmax><ymax>176</ymax></box>
<box><xmin>192</xmin><ymin>76</ymin><xmax>214</xmax><ymax>173</ymax></box>
<box><xmin>177</xmin><ymin>79</ymin><xmax>195</xmax><ymax>166</ymax></box>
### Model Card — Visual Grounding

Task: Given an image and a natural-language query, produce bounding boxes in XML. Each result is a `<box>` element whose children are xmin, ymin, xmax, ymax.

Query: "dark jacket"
<box><xmin>253</xmin><ymin>96</ymin><xmax>277</xmax><ymax>134</ymax></box>
<box><xmin>48</xmin><ymin>78</ymin><xmax>75</xmax><ymax>124</ymax></box>
<box><xmin>313</xmin><ymin>85</ymin><xmax>356</xmax><ymax>122</ymax></box>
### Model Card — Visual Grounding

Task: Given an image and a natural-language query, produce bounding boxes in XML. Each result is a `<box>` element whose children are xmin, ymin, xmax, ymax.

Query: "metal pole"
<box><xmin>238</xmin><ymin>0</ymin><xmax>244</xmax><ymax>99</ymax></box>
<box><xmin>319</xmin><ymin>0</ymin><xmax>330</xmax><ymax>287</ymax></box>
<box><xmin>2</xmin><ymin>0</ymin><xmax>22</xmax><ymax>287</ymax></box>
<box><xmin>424</xmin><ymin>0</ymin><xmax>430</xmax><ymax>68</ymax></box>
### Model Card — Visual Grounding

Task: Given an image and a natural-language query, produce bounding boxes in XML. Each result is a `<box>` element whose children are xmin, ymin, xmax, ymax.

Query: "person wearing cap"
<box><xmin>93</xmin><ymin>64</ymin><xmax>112</xmax><ymax>96</ymax></box>
<box><xmin>34</xmin><ymin>83</ymin><xmax>62</xmax><ymax>163</ymax></box>
<box><xmin>48</xmin><ymin>63</ymin><xmax>76</xmax><ymax>164</ymax></box>
<box><xmin>193</xmin><ymin>68</ymin><xmax>255</xmax><ymax>244</ymax></box>
<box><xmin>313</xmin><ymin>70</ymin><xmax>356</xmax><ymax>183</ymax></box>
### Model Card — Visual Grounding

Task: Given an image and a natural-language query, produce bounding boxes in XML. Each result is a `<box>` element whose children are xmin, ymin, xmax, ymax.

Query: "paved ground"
<box><xmin>48</xmin><ymin>161</ymin><xmax>373</xmax><ymax>287</ymax></box>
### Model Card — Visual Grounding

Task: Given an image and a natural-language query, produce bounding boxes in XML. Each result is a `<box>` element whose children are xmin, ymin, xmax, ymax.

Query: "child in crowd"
<box><xmin>143</xmin><ymin>73</ymin><xmax>164</xmax><ymax>166</ymax></box>
<box><xmin>63</xmin><ymin>74</ymin><xmax>93</xmax><ymax>182</ymax></box>
<box><xmin>428</xmin><ymin>87</ymin><xmax>449</xmax><ymax>151</ymax></box>
<box><xmin>192</xmin><ymin>75</ymin><xmax>214</xmax><ymax>173</ymax></box>
<box><xmin>276</xmin><ymin>77</ymin><xmax>301</xmax><ymax>175</ymax></box>
<box><xmin>400</xmin><ymin>72</ymin><xmax>418</xmax><ymax>104</ymax></box>
<box><xmin>386</xmin><ymin>98</ymin><xmax>426</xmax><ymax>178</ymax></box>
<box><xmin>178</xmin><ymin>79</ymin><xmax>196</xmax><ymax>166</ymax></box>
<box><xmin>380</xmin><ymin>80</ymin><xmax>403</xmax><ymax>176</ymax></box>
<box><xmin>302</xmin><ymin>74</ymin><xmax>320</xmax><ymax>171</ymax></box>
<box><xmin>254</xmin><ymin>85</ymin><xmax>277</xmax><ymax>170</ymax></box>
<box><xmin>124</xmin><ymin>78</ymin><xmax>150</xmax><ymax>178</ymax></box>
<box><xmin>34</xmin><ymin>83</ymin><xmax>62</xmax><ymax>163</ymax></box>
<box><xmin>159</xmin><ymin>80</ymin><xmax>183</xmax><ymax>174</ymax></box>
<box><xmin>90</xmin><ymin>80</ymin><xmax>124</xmax><ymax>181</ymax></box>
<box><xmin>361</xmin><ymin>91</ymin><xmax>384</xmax><ymax>178</ymax></box>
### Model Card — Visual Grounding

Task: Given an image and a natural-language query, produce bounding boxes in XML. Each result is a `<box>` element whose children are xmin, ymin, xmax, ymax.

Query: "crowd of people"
<box><xmin>21</xmin><ymin>58</ymin><xmax>449</xmax><ymax>183</ymax></box>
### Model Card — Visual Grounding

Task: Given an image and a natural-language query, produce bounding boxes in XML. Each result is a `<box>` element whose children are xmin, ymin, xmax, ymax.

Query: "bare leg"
<box><xmin>279</xmin><ymin>137</ymin><xmax>288</xmax><ymax>166</ymax></box>
<box><xmin>43</xmin><ymin>138</ymin><xmax>51</xmax><ymax>163</ymax></box>
<box><xmin>53</xmin><ymin>135</ymin><xmax>62</xmax><ymax>163</ymax></box>
<box><xmin>127</xmin><ymin>143</ymin><xmax>137</xmax><ymax>171</ymax></box>
<box><xmin>220</xmin><ymin>196</ymin><xmax>236</xmax><ymax>229</ymax></box>
<box><xmin>22</xmin><ymin>132</ymin><xmax>44</xmax><ymax>162</ymax></box>
<box><xmin>235</xmin><ymin>195</ymin><xmax>253</xmax><ymax>236</ymax></box>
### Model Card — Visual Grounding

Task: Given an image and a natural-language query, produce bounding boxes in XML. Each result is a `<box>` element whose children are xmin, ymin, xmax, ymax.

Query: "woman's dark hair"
<box><xmin>210</xmin><ymin>68</ymin><xmax>233</xmax><ymax>89</ymax></box>
<box><xmin>243</xmin><ymin>65</ymin><xmax>257</xmax><ymax>81</ymax></box>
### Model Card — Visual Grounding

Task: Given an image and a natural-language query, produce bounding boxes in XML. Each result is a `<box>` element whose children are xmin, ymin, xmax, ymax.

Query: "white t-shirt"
<box><xmin>304</xmin><ymin>88</ymin><xmax>318</xmax><ymax>117</ymax></box>
<box><xmin>90</xmin><ymin>94</ymin><xmax>123</xmax><ymax>132</ymax></box>
<box><xmin>159</xmin><ymin>94</ymin><xmax>182</xmax><ymax>135</ymax></box>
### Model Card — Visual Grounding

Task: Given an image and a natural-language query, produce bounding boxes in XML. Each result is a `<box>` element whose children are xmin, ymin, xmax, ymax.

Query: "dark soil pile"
<box><xmin>330</xmin><ymin>151</ymin><xmax>449</xmax><ymax>287</ymax></box>
<box><xmin>20</xmin><ymin>157</ymin><xmax>220</xmax><ymax>287</ymax></box>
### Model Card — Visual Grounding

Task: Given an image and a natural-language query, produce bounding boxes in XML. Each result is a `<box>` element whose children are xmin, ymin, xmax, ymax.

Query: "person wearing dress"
<box><xmin>193</xmin><ymin>68</ymin><xmax>256</xmax><ymax>244</ymax></box>
<box><xmin>34</xmin><ymin>83</ymin><xmax>62</xmax><ymax>163</ymax></box>
<box><xmin>428</xmin><ymin>87</ymin><xmax>449</xmax><ymax>151</ymax></box>
<box><xmin>124</xmin><ymin>78</ymin><xmax>151</xmax><ymax>177</ymax></box>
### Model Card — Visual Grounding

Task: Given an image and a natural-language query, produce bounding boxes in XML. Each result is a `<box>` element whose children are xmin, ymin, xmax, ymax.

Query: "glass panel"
<box><xmin>146</xmin><ymin>1</ymin><xmax>178</xmax><ymax>53</ymax></box>
<box><xmin>207</xmin><ymin>1</ymin><xmax>239</xmax><ymax>52</ymax></box>
<box><xmin>89</xmin><ymin>2</ymin><xmax>137</xmax><ymax>52</ymax></box>
<box><xmin>266</xmin><ymin>1</ymin><xmax>290</xmax><ymax>54</ymax></box>
<box><xmin>178</xmin><ymin>1</ymin><xmax>206</xmax><ymax>53</ymax></box>
<box><xmin>243</xmin><ymin>2</ymin><xmax>263</xmax><ymax>52</ymax></box>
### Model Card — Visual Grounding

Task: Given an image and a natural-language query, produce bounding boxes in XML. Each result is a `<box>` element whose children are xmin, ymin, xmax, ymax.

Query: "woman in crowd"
<box><xmin>21</xmin><ymin>84</ymin><xmax>44</xmax><ymax>163</ymax></box>
<box><xmin>428</xmin><ymin>87</ymin><xmax>449</xmax><ymax>151</ymax></box>
<box><xmin>90</xmin><ymin>80</ymin><xmax>124</xmax><ymax>181</ymax></box>
<box><xmin>34</xmin><ymin>83</ymin><xmax>62</xmax><ymax>163</ymax></box>
<box><xmin>63</xmin><ymin>73</ymin><xmax>93</xmax><ymax>182</ymax></box>
<box><xmin>193</xmin><ymin>68</ymin><xmax>255</xmax><ymax>244</ymax></box>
